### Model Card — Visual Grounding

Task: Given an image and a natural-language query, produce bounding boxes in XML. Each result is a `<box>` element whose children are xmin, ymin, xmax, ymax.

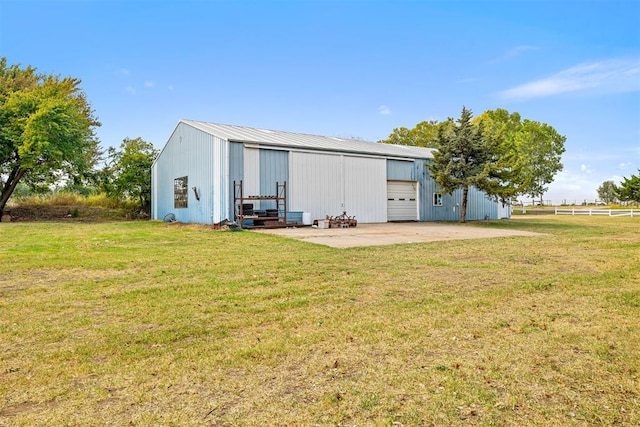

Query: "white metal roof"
<box><xmin>180</xmin><ymin>119</ymin><xmax>434</xmax><ymax>160</ymax></box>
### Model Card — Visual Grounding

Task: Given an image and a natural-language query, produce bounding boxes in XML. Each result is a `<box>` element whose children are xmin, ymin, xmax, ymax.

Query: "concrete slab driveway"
<box><xmin>255</xmin><ymin>222</ymin><xmax>543</xmax><ymax>248</ymax></box>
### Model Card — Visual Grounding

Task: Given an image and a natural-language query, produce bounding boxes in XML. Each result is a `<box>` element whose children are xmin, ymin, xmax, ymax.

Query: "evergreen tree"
<box><xmin>615</xmin><ymin>170</ymin><xmax>640</xmax><ymax>204</ymax></box>
<box><xmin>428</xmin><ymin>107</ymin><xmax>493</xmax><ymax>222</ymax></box>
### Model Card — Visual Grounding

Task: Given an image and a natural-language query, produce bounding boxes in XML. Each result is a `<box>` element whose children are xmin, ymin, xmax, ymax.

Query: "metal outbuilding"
<box><xmin>151</xmin><ymin>120</ymin><xmax>508</xmax><ymax>226</ymax></box>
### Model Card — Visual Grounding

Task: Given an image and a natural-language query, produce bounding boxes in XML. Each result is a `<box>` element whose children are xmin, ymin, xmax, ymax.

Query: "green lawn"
<box><xmin>1</xmin><ymin>217</ymin><xmax>638</xmax><ymax>426</ymax></box>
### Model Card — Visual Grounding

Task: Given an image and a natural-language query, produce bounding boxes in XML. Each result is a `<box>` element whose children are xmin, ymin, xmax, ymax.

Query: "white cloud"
<box><xmin>116</xmin><ymin>68</ymin><xmax>130</xmax><ymax>76</ymax></box>
<box><xmin>125</xmin><ymin>86</ymin><xmax>136</xmax><ymax>95</ymax></box>
<box><xmin>580</xmin><ymin>164</ymin><xmax>593</xmax><ymax>174</ymax></box>
<box><xmin>543</xmin><ymin>169</ymin><xmax>599</xmax><ymax>204</ymax></box>
<box><xmin>168</xmin><ymin>85</ymin><xmax>174</xmax><ymax>91</ymax></box>
<box><xmin>499</xmin><ymin>57</ymin><xmax>640</xmax><ymax>99</ymax></box>
<box><xmin>377</xmin><ymin>105</ymin><xmax>392</xmax><ymax>115</ymax></box>
<box><xmin>144</xmin><ymin>81</ymin><xmax>155</xmax><ymax>88</ymax></box>
<box><xmin>619</xmin><ymin>162</ymin><xmax>632</xmax><ymax>169</ymax></box>
<box><xmin>551</xmin><ymin>171</ymin><xmax>585</xmax><ymax>191</ymax></box>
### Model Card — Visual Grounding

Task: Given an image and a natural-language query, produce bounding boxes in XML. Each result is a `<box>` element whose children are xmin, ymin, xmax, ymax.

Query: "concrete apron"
<box><xmin>254</xmin><ymin>222</ymin><xmax>544</xmax><ymax>248</ymax></box>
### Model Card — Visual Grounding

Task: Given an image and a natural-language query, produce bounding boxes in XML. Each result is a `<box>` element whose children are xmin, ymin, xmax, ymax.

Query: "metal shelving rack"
<box><xmin>233</xmin><ymin>180</ymin><xmax>287</xmax><ymax>229</ymax></box>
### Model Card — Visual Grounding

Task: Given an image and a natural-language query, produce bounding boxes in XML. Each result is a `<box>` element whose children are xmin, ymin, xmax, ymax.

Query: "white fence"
<box><xmin>555</xmin><ymin>208</ymin><xmax>636</xmax><ymax>217</ymax></box>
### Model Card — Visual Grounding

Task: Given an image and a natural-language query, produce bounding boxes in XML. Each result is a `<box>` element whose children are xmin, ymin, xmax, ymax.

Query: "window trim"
<box><xmin>174</xmin><ymin>176</ymin><xmax>188</xmax><ymax>209</ymax></box>
<box><xmin>433</xmin><ymin>192</ymin><xmax>443</xmax><ymax>207</ymax></box>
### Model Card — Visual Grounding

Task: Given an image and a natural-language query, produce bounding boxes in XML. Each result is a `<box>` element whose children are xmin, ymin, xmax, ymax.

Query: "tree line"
<box><xmin>0</xmin><ymin>58</ymin><xmax>158</xmax><ymax>215</ymax></box>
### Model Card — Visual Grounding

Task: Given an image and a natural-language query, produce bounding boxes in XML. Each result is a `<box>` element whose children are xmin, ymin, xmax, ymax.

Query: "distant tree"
<box><xmin>428</xmin><ymin>106</ymin><xmax>494</xmax><ymax>222</ymax></box>
<box><xmin>0</xmin><ymin>57</ymin><xmax>100</xmax><ymax>212</ymax></box>
<box><xmin>102</xmin><ymin>137</ymin><xmax>158</xmax><ymax>215</ymax></box>
<box><xmin>379</xmin><ymin>120</ymin><xmax>445</xmax><ymax>147</ymax></box>
<box><xmin>476</xmin><ymin>108</ymin><xmax>565</xmax><ymax>204</ymax></box>
<box><xmin>597</xmin><ymin>180</ymin><xmax>617</xmax><ymax>204</ymax></box>
<box><xmin>615</xmin><ymin>170</ymin><xmax>640</xmax><ymax>203</ymax></box>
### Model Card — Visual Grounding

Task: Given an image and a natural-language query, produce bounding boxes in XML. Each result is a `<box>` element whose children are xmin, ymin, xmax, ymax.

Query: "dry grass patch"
<box><xmin>0</xmin><ymin>217</ymin><xmax>638</xmax><ymax>426</ymax></box>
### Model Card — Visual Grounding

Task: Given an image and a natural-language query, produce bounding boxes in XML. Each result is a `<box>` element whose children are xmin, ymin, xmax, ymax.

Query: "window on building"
<box><xmin>174</xmin><ymin>176</ymin><xmax>188</xmax><ymax>208</ymax></box>
<box><xmin>433</xmin><ymin>193</ymin><xmax>443</xmax><ymax>206</ymax></box>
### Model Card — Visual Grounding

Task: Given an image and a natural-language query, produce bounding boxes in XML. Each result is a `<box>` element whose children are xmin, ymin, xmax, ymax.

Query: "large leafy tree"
<box><xmin>428</xmin><ymin>106</ymin><xmax>494</xmax><ymax>222</ymax></box>
<box><xmin>597</xmin><ymin>180</ymin><xmax>617</xmax><ymax>204</ymax></box>
<box><xmin>516</xmin><ymin>120</ymin><xmax>565</xmax><ymax>204</ymax></box>
<box><xmin>0</xmin><ymin>58</ymin><xmax>100</xmax><ymax>212</ymax></box>
<box><xmin>615</xmin><ymin>170</ymin><xmax>640</xmax><ymax>203</ymax></box>
<box><xmin>379</xmin><ymin>120</ymin><xmax>443</xmax><ymax>147</ymax></box>
<box><xmin>102</xmin><ymin>137</ymin><xmax>158</xmax><ymax>214</ymax></box>
<box><xmin>477</xmin><ymin>109</ymin><xmax>565</xmax><ymax>204</ymax></box>
<box><xmin>471</xmin><ymin>109</ymin><xmax>523</xmax><ymax>202</ymax></box>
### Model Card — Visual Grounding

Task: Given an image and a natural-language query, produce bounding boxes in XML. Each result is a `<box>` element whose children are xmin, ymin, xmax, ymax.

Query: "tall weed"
<box><xmin>11</xmin><ymin>192</ymin><xmax>131</xmax><ymax>209</ymax></box>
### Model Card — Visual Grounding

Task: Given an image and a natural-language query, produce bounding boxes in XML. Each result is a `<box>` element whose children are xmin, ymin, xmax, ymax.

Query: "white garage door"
<box><xmin>387</xmin><ymin>181</ymin><xmax>418</xmax><ymax>221</ymax></box>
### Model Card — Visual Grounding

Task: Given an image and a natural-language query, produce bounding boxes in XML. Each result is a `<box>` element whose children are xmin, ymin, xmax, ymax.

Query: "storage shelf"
<box><xmin>233</xmin><ymin>180</ymin><xmax>287</xmax><ymax>229</ymax></box>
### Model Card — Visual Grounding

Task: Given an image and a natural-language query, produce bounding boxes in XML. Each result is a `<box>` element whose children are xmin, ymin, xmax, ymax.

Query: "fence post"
<box><xmin>572</xmin><ymin>208</ymin><xmax>575</xmax><ymax>215</ymax></box>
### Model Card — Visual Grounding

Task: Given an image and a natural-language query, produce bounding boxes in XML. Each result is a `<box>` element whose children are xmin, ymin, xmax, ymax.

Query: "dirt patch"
<box><xmin>255</xmin><ymin>222</ymin><xmax>544</xmax><ymax>248</ymax></box>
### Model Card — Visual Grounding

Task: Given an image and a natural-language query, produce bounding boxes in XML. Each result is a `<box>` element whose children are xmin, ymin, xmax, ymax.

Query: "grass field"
<box><xmin>0</xmin><ymin>217</ymin><xmax>638</xmax><ymax>426</ymax></box>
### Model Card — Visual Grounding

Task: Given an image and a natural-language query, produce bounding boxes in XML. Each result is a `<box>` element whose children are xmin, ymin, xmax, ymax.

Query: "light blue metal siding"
<box><xmin>258</xmin><ymin>149</ymin><xmax>288</xmax><ymax>210</ymax></box>
<box><xmin>228</xmin><ymin>142</ymin><xmax>244</xmax><ymax>220</ymax></box>
<box><xmin>387</xmin><ymin>159</ymin><xmax>415</xmax><ymax>180</ymax></box>
<box><xmin>417</xmin><ymin>160</ymin><xmax>499</xmax><ymax>221</ymax></box>
<box><xmin>463</xmin><ymin>188</ymin><xmax>499</xmax><ymax>220</ymax></box>
<box><xmin>417</xmin><ymin>160</ymin><xmax>457</xmax><ymax>221</ymax></box>
<box><xmin>152</xmin><ymin>122</ymin><xmax>228</xmax><ymax>225</ymax></box>
<box><xmin>259</xmin><ymin>149</ymin><xmax>289</xmax><ymax>208</ymax></box>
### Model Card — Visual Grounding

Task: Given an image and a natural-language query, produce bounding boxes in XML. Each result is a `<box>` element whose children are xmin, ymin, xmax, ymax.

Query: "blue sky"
<box><xmin>1</xmin><ymin>0</ymin><xmax>638</xmax><ymax>204</ymax></box>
